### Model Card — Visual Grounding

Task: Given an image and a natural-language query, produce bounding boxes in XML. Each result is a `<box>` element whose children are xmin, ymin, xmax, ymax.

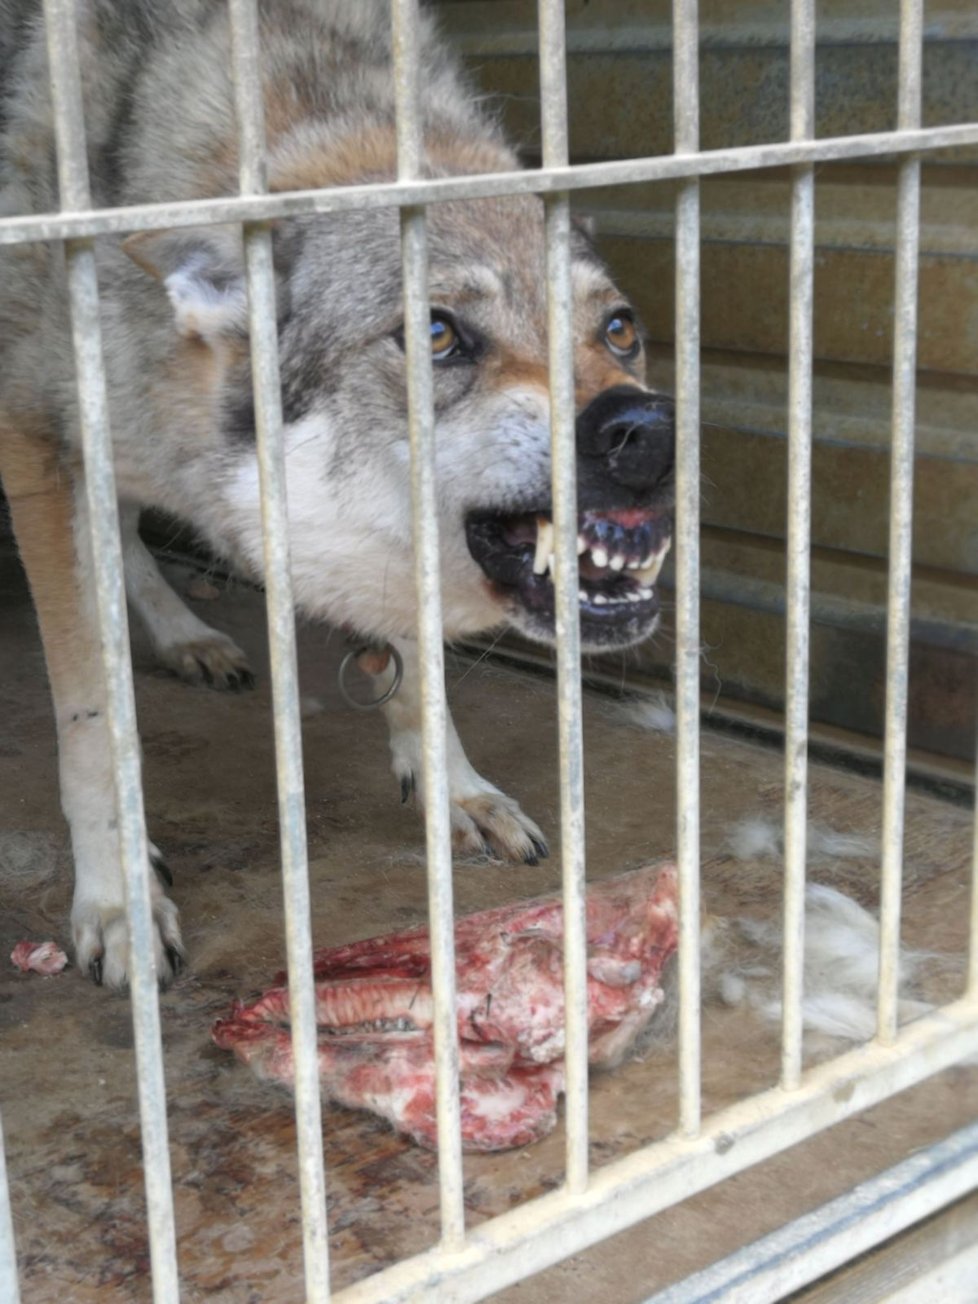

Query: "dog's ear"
<box><xmin>122</xmin><ymin>226</ymin><xmax>248</xmax><ymax>345</ymax></box>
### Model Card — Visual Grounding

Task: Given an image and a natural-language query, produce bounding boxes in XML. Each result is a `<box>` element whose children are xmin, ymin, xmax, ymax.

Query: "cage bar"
<box><xmin>333</xmin><ymin>1001</ymin><xmax>978</xmax><ymax>1303</ymax></box>
<box><xmin>971</xmin><ymin>733</ymin><xmax>978</xmax><ymax>998</ymax></box>
<box><xmin>225</xmin><ymin>3</ymin><xmax>332</xmax><ymax>1295</ymax></box>
<box><xmin>0</xmin><ymin>1112</ymin><xmax>18</xmax><ymax>1304</ymax></box>
<box><xmin>672</xmin><ymin>0</ymin><xmax>703</xmax><ymax>1140</ymax></box>
<box><xmin>780</xmin><ymin>0</ymin><xmax>816</xmax><ymax>1092</ymax></box>
<box><xmin>391</xmin><ymin>0</ymin><xmax>467</xmax><ymax>1251</ymax></box>
<box><xmin>877</xmin><ymin>0</ymin><xmax>924</xmax><ymax>1046</ymax></box>
<box><xmin>40</xmin><ymin>3</ymin><xmax>181</xmax><ymax>1299</ymax></box>
<box><xmin>538</xmin><ymin>0</ymin><xmax>591</xmax><ymax>1196</ymax></box>
<box><xmin>645</xmin><ymin>1119</ymin><xmax>978</xmax><ymax>1304</ymax></box>
<box><xmin>2</xmin><ymin>124</ymin><xmax>978</xmax><ymax>249</ymax></box>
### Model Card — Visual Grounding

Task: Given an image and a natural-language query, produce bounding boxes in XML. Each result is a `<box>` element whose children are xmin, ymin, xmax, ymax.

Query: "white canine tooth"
<box><xmin>593</xmin><ymin>592</ymin><xmax>609</xmax><ymax>605</ymax></box>
<box><xmin>592</xmin><ymin>547</ymin><xmax>609</xmax><ymax>568</ymax></box>
<box><xmin>628</xmin><ymin>590</ymin><xmax>642</xmax><ymax>602</ymax></box>
<box><xmin>533</xmin><ymin>519</ymin><xmax>555</xmax><ymax>575</ymax></box>
<box><xmin>547</xmin><ymin>552</ymin><xmax>557</xmax><ymax>577</ymax></box>
<box><xmin>638</xmin><ymin>587</ymin><xmax>653</xmax><ymax>600</ymax></box>
<box><xmin>579</xmin><ymin>589</ymin><xmax>589</xmax><ymax>602</ymax></box>
<box><xmin>636</xmin><ymin>539</ymin><xmax>672</xmax><ymax>586</ymax></box>
<box><xmin>577</xmin><ymin>534</ymin><xmax>588</xmax><ymax>556</ymax></box>
<box><xmin>610</xmin><ymin>553</ymin><xmax>626</xmax><ymax>571</ymax></box>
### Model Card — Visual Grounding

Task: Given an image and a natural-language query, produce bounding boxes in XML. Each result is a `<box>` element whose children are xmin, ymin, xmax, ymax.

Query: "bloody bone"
<box><xmin>213</xmin><ymin>862</ymin><xmax>678</xmax><ymax>1151</ymax></box>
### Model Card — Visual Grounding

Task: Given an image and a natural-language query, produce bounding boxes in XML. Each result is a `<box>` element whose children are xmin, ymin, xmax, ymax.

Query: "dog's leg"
<box><xmin>376</xmin><ymin>638</ymin><xmax>548</xmax><ymax>864</ymax></box>
<box><xmin>120</xmin><ymin>504</ymin><xmax>253</xmax><ymax>690</ymax></box>
<box><xmin>0</xmin><ymin>428</ymin><xmax>184</xmax><ymax>986</ymax></box>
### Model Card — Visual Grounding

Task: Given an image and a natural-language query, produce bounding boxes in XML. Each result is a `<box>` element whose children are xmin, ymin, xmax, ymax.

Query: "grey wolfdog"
<box><xmin>0</xmin><ymin>0</ymin><xmax>675</xmax><ymax>988</ymax></box>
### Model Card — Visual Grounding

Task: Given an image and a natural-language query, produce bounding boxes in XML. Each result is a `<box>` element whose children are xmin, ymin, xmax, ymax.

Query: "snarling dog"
<box><xmin>0</xmin><ymin>0</ymin><xmax>674</xmax><ymax>988</ymax></box>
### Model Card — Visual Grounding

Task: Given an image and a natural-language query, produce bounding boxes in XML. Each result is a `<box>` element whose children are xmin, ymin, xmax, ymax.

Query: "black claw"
<box><xmin>239</xmin><ymin>670</ymin><xmax>256</xmax><ymax>690</ymax></box>
<box><xmin>196</xmin><ymin>659</ymin><xmax>214</xmax><ymax>686</ymax></box>
<box><xmin>400</xmin><ymin>774</ymin><xmax>415</xmax><ymax>804</ymax></box>
<box><xmin>151</xmin><ymin>852</ymin><xmax>173</xmax><ymax>887</ymax></box>
<box><xmin>523</xmin><ymin>850</ymin><xmax>540</xmax><ymax>867</ymax></box>
<box><xmin>530</xmin><ymin>837</ymin><xmax>550</xmax><ymax>861</ymax></box>
<box><xmin>164</xmin><ymin>945</ymin><xmax>184</xmax><ymax>978</ymax></box>
<box><xmin>90</xmin><ymin>956</ymin><xmax>103</xmax><ymax>986</ymax></box>
<box><xmin>225</xmin><ymin>673</ymin><xmax>241</xmax><ymax>693</ymax></box>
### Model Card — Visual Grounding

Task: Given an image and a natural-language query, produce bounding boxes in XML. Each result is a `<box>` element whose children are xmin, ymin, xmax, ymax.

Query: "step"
<box><xmin>645</xmin><ymin>348</ymin><xmax>978</xmax><ymax>574</ymax></box>
<box><xmin>436</xmin><ymin>2</ymin><xmax>978</xmax><ymax>163</ymax></box>
<box><xmin>587</xmin><ymin>171</ymin><xmax>978</xmax><ymax>373</ymax></box>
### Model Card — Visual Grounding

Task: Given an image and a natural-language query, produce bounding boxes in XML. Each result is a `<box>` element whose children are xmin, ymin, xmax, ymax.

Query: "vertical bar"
<box><xmin>968</xmin><ymin>708</ymin><xmax>978</xmax><ymax>999</ymax></box>
<box><xmin>673</xmin><ymin>0</ymin><xmax>703</xmax><ymax>1139</ymax></box>
<box><xmin>226</xmin><ymin>3</ymin><xmax>331</xmax><ymax>1296</ymax></box>
<box><xmin>40</xmin><ymin>4</ymin><xmax>180</xmax><ymax>1299</ymax></box>
<box><xmin>878</xmin><ymin>0</ymin><xmax>923</xmax><ymax>1045</ymax></box>
<box><xmin>538</xmin><ymin>0</ymin><xmax>590</xmax><ymax>1197</ymax></box>
<box><xmin>390</xmin><ymin>0</ymin><xmax>466</xmax><ymax>1250</ymax></box>
<box><xmin>781</xmin><ymin>0</ymin><xmax>816</xmax><ymax>1092</ymax></box>
<box><xmin>0</xmin><ymin>1112</ymin><xmax>19</xmax><ymax>1304</ymax></box>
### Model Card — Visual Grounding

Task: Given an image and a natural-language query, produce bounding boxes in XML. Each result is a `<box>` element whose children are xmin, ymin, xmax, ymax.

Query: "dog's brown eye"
<box><xmin>605</xmin><ymin>313</ymin><xmax>638</xmax><ymax>357</ymax></box>
<box><xmin>431</xmin><ymin>315</ymin><xmax>459</xmax><ymax>360</ymax></box>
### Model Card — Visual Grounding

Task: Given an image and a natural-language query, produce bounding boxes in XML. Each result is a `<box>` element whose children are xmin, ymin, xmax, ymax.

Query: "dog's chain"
<box><xmin>336</xmin><ymin>638</ymin><xmax>404</xmax><ymax>711</ymax></box>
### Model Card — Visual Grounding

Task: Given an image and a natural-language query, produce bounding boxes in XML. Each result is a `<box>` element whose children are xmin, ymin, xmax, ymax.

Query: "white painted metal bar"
<box><xmin>673</xmin><ymin>0</ymin><xmax>703</xmax><ymax>1140</ymax></box>
<box><xmin>39</xmin><ymin>3</ymin><xmax>180</xmax><ymax>1299</ymax></box>
<box><xmin>877</xmin><ymin>0</ymin><xmax>924</xmax><ymax>1046</ymax></box>
<box><xmin>644</xmin><ymin>1118</ymin><xmax>978</xmax><ymax>1304</ymax></box>
<box><xmin>970</xmin><ymin>729</ymin><xmax>978</xmax><ymax>998</ymax></box>
<box><xmin>538</xmin><ymin>0</ymin><xmax>590</xmax><ymax>1197</ymax></box>
<box><xmin>390</xmin><ymin>0</ymin><xmax>466</xmax><ymax>1251</ymax></box>
<box><xmin>334</xmin><ymin>999</ymin><xmax>978</xmax><ymax>1304</ymax></box>
<box><xmin>226</xmin><ymin>2</ymin><xmax>331</xmax><ymax>1296</ymax></box>
<box><xmin>3</xmin><ymin>123</ymin><xmax>978</xmax><ymax>248</ymax></box>
<box><xmin>0</xmin><ymin>1112</ymin><xmax>18</xmax><ymax>1304</ymax></box>
<box><xmin>780</xmin><ymin>0</ymin><xmax>816</xmax><ymax>1092</ymax></box>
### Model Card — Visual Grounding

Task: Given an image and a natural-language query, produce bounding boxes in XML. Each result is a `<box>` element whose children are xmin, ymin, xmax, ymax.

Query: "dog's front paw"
<box><xmin>449</xmin><ymin>789</ymin><xmax>549</xmax><ymax>864</ymax></box>
<box><xmin>395</xmin><ymin>750</ymin><xmax>548</xmax><ymax>864</ymax></box>
<box><xmin>158</xmin><ymin>631</ymin><xmax>254</xmax><ymax>691</ymax></box>
<box><xmin>72</xmin><ymin>874</ymin><xmax>185</xmax><ymax>989</ymax></box>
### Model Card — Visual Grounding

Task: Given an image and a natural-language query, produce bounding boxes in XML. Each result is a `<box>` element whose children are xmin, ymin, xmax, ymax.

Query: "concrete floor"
<box><xmin>1</xmin><ymin>540</ymin><xmax>975</xmax><ymax>1302</ymax></box>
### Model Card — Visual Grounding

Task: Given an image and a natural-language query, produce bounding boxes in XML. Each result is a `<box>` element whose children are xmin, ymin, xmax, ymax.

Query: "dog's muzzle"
<box><xmin>465</xmin><ymin>386</ymin><xmax>675</xmax><ymax>650</ymax></box>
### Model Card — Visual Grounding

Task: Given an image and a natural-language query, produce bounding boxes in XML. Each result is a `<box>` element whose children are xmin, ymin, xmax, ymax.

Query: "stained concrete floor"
<box><xmin>1</xmin><ymin>540</ymin><xmax>976</xmax><ymax>1302</ymax></box>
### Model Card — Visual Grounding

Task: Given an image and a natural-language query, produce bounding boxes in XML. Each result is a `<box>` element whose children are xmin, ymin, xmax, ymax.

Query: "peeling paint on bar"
<box><xmin>391</xmin><ymin>0</ymin><xmax>466</xmax><ymax>1254</ymax></box>
<box><xmin>226</xmin><ymin>4</ymin><xmax>332</xmax><ymax>1298</ymax></box>
<box><xmin>39</xmin><ymin>2</ymin><xmax>180</xmax><ymax>1301</ymax></box>
<box><xmin>673</xmin><ymin>0</ymin><xmax>703</xmax><ymax>1142</ymax></box>
<box><xmin>2</xmin><ymin>125</ymin><xmax>977</xmax><ymax>247</ymax></box>
<box><xmin>878</xmin><ymin>0</ymin><xmax>924</xmax><ymax>1048</ymax></box>
<box><xmin>780</xmin><ymin>0</ymin><xmax>816</xmax><ymax>1094</ymax></box>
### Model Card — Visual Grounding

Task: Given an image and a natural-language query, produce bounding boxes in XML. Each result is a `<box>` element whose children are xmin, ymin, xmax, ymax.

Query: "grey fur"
<box><xmin>0</xmin><ymin>1</ymin><xmax>670</xmax><ymax>986</ymax></box>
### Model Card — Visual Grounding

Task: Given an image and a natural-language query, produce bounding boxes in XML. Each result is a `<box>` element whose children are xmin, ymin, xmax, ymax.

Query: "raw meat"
<box><xmin>213</xmin><ymin>862</ymin><xmax>678</xmax><ymax>1151</ymax></box>
<box><xmin>10</xmin><ymin>940</ymin><xmax>69</xmax><ymax>975</ymax></box>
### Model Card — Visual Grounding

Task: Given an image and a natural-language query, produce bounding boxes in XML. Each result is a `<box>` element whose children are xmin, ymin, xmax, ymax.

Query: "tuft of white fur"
<box><xmin>708</xmin><ymin>884</ymin><xmax>932</xmax><ymax>1042</ymax></box>
<box><xmin>727</xmin><ymin>815</ymin><xmax>875</xmax><ymax>862</ymax></box>
<box><xmin>605</xmin><ymin>693</ymin><xmax>676</xmax><ymax>734</ymax></box>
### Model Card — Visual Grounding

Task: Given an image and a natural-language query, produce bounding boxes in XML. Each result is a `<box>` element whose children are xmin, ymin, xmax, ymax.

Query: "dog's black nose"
<box><xmin>576</xmin><ymin>385</ymin><xmax>675</xmax><ymax>494</ymax></box>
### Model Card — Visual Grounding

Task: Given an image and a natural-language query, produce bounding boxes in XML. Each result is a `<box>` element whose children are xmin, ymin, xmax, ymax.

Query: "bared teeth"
<box><xmin>533</xmin><ymin>519</ymin><xmax>555</xmax><ymax>575</ymax></box>
<box><xmin>635</xmin><ymin>538</ymin><xmax>672</xmax><ymax>585</ymax></box>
